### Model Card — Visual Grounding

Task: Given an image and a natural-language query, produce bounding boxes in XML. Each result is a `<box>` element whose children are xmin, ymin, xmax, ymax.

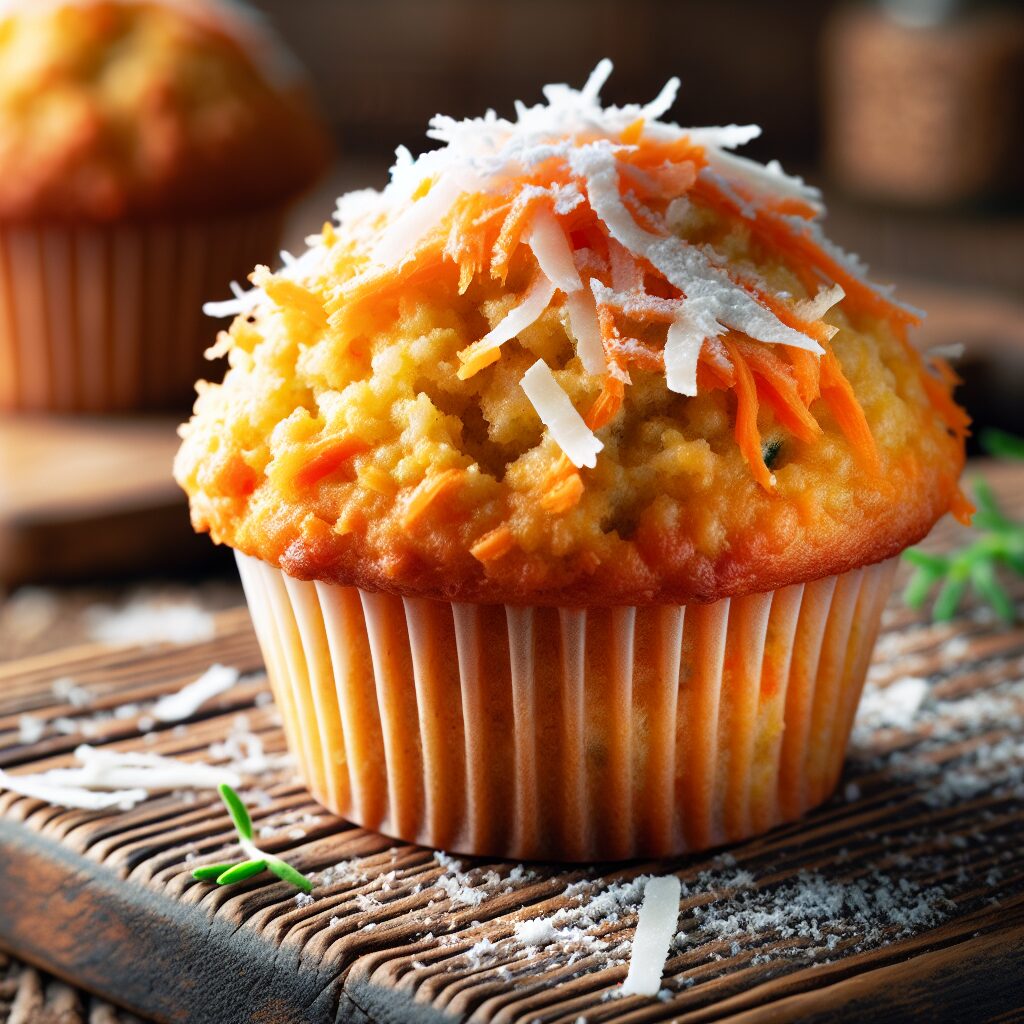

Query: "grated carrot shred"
<box><xmin>820</xmin><ymin>343</ymin><xmax>881</xmax><ymax>473</ymax></box>
<box><xmin>293</xmin><ymin>437</ymin><xmax>370</xmax><ymax>489</ymax></box>
<box><xmin>544</xmin><ymin>452</ymin><xmax>576</xmax><ymax>489</ymax></box>
<box><xmin>471</xmin><ymin>524</ymin><xmax>516</xmax><ymax>562</ymax></box>
<box><xmin>787</xmin><ymin>346</ymin><xmax>822</xmax><ymax>405</ymax></box>
<box><xmin>620</xmin><ymin>117</ymin><xmax>645</xmax><ymax>145</ymax></box>
<box><xmin>724</xmin><ymin>337</ymin><xmax>774</xmax><ymax>491</ymax></box>
<box><xmin>401</xmin><ymin>468</ymin><xmax>466</xmax><ymax>529</ymax></box>
<box><xmin>585</xmin><ymin>374</ymin><xmax>625</xmax><ymax>430</ymax></box>
<box><xmin>915</xmin><ymin>355</ymin><xmax>972</xmax><ymax>441</ymax></box>
<box><xmin>491</xmin><ymin>192</ymin><xmax>550</xmax><ymax>283</ymax></box>
<box><xmin>541</xmin><ymin>472</ymin><xmax>584</xmax><ymax>514</ymax></box>
<box><xmin>456</xmin><ymin>341</ymin><xmax>502</xmax><ymax>380</ymax></box>
<box><xmin>730</xmin><ymin>337</ymin><xmax>821</xmax><ymax>445</ymax></box>
<box><xmin>949</xmin><ymin>485</ymin><xmax>975</xmax><ymax>526</ymax></box>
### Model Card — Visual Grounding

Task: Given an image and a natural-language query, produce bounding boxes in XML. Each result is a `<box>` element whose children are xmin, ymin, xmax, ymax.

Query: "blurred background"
<box><xmin>1</xmin><ymin>0</ymin><xmax>1023</xmax><ymax>641</ymax></box>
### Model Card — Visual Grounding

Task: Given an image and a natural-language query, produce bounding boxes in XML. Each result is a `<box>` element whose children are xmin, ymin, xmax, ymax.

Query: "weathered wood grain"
<box><xmin>0</xmin><ymin>466</ymin><xmax>1022</xmax><ymax>1023</ymax></box>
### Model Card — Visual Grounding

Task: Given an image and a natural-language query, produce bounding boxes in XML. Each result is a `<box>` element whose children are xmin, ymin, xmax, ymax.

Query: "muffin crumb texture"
<box><xmin>176</xmin><ymin>62</ymin><xmax>967</xmax><ymax>604</ymax></box>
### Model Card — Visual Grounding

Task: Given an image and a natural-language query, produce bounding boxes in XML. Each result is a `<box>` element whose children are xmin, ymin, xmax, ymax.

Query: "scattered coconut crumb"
<box><xmin>85</xmin><ymin>599</ymin><xmax>216</xmax><ymax>646</ymax></box>
<box><xmin>0</xmin><ymin>745</ymin><xmax>239</xmax><ymax>811</ymax></box>
<box><xmin>52</xmin><ymin>677</ymin><xmax>92</xmax><ymax>708</ymax></box>
<box><xmin>17</xmin><ymin>714</ymin><xmax>45</xmax><ymax>745</ymax></box>
<box><xmin>853</xmin><ymin>676</ymin><xmax>930</xmax><ymax>736</ymax></box>
<box><xmin>152</xmin><ymin>664</ymin><xmax>240</xmax><ymax>723</ymax></box>
<box><xmin>207</xmin><ymin>713</ymin><xmax>292</xmax><ymax>775</ymax></box>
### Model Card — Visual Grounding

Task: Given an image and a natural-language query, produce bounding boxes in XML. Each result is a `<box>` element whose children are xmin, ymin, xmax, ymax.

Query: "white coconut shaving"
<box><xmin>620</xmin><ymin>876</ymin><xmax>682</xmax><ymax>997</ymax></box>
<box><xmin>151</xmin><ymin>664</ymin><xmax>241</xmax><ymax>723</ymax></box>
<box><xmin>85</xmin><ymin>598</ymin><xmax>216</xmax><ymax>647</ymax></box>
<box><xmin>470</xmin><ymin>273</ymin><xmax>558</xmax><ymax>366</ymax></box>
<box><xmin>0</xmin><ymin>745</ymin><xmax>239</xmax><ymax>811</ymax></box>
<box><xmin>520</xmin><ymin>360</ymin><xmax>604</xmax><ymax>468</ymax></box>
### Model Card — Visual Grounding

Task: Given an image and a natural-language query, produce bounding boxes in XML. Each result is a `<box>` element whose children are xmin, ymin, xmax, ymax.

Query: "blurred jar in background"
<box><xmin>824</xmin><ymin>0</ymin><xmax>1024</xmax><ymax>206</ymax></box>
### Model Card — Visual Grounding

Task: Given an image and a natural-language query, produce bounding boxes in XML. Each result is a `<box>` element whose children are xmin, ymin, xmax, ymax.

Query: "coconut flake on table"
<box><xmin>52</xmin><ymin>676</ymin><xmax>92</xmax><ymax>708</ymax></box>
<box><xmin>207</xmin><ymin>713</ymin><xmax>293</xmax><ymax>775</ymax></box>
<box><xmin>151</xmin><ymin>664</ymin><xmax>240</xmax><ymax>723</ymax></box>
<box><xmin>84</xmin><ymin>598</ymin><xmax>217</xmax><ymax>647</ymax></box>
<box><xmin>0</xmin><ymin>769</ymin><xmax>146</xmax><ymax>811</ymax></box>
<box><xmin>520</xmin><ymin>360</ymin><xmax>603</xmax><ymax>469</ymax></box>
<box><xmin>17</xmin><ymin>714</ymin><xmax>45</xmax><ymax>745</ymax></box>
<box><xmin>851</xmin><ymin>676</ymin><xmax>930</xmax><ymax>737</ymax></box>
<box><xmin>620</xmin><ymin>875</ymin><xmax>682</xmax><ymax>997</ymax></box>
<box><xmin>49</xmin><ymin>744</ymin><xmax>238</xmax><ymax>790</ymax></box>
<box><xmin>0</xmin><ymin>745</ymin><xmax>238</xmax><ymax>811</ymax></box>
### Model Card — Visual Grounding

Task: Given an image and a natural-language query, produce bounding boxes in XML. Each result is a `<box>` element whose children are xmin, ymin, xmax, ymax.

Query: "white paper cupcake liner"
<box><xmin>0</xmin><ymin>209</ymin><xmax>285</xmax><ymax>413</ymax></box>
<box><xmin>235</xmin><ymin>552</ymin><xmax>898</xmax><ymax>861</ymax></box>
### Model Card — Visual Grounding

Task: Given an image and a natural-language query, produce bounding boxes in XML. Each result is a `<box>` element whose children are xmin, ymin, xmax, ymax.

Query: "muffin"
<box><xmin>0</xmin><ymin>0</ymin><xmax>329</xmax><ymax>413</ymax></box>
<box><xmin>175</xmin><ymin>61</ymin><xmax>969</xmax><ymax>860</ymax></box>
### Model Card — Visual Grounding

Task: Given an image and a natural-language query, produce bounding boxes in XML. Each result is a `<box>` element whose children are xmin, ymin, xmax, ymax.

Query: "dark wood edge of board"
<box><xmin>3</xmin><ymin>815</ymin><xmax>1023</xmax><ymax>1024</ymax></box>
<box><xmin>0</xmin><ymin>819</ymin><xmax>347</xmax><ymax>1024</ymax></box>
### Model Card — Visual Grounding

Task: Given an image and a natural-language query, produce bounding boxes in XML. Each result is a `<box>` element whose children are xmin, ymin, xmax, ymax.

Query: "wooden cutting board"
<box><xmin>0</xmin><ymin>416</ymin><xmax>227</xmax><ymax>587</ymax></box>
<box><xmin>0</xmin><ymin>468</ymin><xmax>1023</xmax><ymax>1024</ymax></box>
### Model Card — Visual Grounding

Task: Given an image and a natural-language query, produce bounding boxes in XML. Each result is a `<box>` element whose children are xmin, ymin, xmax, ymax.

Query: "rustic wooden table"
<box><xmin>1</xmin><ymin>464</ymin><xmax>1023</xmax><ymax>1024</ymax></box>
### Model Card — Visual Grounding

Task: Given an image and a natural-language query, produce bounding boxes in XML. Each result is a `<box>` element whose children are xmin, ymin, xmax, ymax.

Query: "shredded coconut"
<box><xmin>152</xmin><ymin>664</ymin><xmax>240</xmax><ymax>723</ymax></box>
<box><xmin>520</xmin><ymin>360</ymin><xmax>603</xmax><ymax>468</ymax></box>
<box><xmin>85</xmin><ymin>599</ymin><xmax>216</xmax><ymax>646</ymax></box>
<box><xmin>620</xmin><ymin>876</ymin><xmax>681</xmax><ymax>997</ymax></box>
<box><xmin>0</xmin><ymin>745</ymin><xmax>238</xmax><ymax>811</ymax></box>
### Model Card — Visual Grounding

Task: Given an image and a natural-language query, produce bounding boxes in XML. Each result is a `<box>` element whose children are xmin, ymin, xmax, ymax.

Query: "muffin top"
<box><xmin>175</xmin><ymin>61</ymin><xmax>969</xmax><ymax>606</ymax></box>
<box><xmin>0</xmin><ymin>0</ymin><xmax>330</xmax><ymax>220</ymax></box>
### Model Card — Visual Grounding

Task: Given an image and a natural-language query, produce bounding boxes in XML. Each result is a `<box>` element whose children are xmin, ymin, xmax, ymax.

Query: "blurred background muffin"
<box><xmin>0</xmin><ymin>0</ymin><xmax>330</xmax><ymax>413</ymax></box>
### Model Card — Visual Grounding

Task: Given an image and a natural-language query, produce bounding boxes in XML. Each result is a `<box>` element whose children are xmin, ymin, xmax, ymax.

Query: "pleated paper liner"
<box><xmin>0</xmin><ymin>208</ymin><xmax>284</xmax><ymax>414</ymax></box>
<box><xmin>236</xmin><ymin>552</ymin><xmax>898</xmax><ymax>861</ymax></box>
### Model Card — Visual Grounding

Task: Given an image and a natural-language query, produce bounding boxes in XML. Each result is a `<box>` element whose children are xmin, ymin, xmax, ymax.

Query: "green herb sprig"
<box><xmin>191</xmin><ymin>783</ymin><xmax>312</xmax><ymax>894</ymax></box>
<box><xmin>903</xmin><ymin>429</ymin><xmax>1024</xmax><ymax>623</ymax></box>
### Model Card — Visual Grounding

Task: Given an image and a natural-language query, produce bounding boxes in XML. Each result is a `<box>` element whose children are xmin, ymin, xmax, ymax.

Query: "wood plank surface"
<box><xmin>0</xmin><ymin>466</ymin><xmax>1022</xmax><ymax>1024</ymax></box>
<box><xmin>0</xmin><ymin>416</ymin><xmax>225</xmax><ymax>587</ymax></box>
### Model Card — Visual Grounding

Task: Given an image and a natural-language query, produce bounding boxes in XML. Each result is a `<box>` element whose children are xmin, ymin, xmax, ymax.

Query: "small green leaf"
<box><xmin>216</xmin><ymin>859</ymin><xmax>267</xmax><ymax>885</ymax></box>
<box><xmin>981</xmin><ymin>429</ymin><xmax>1024</xmax><ymax>461</ymax></box>
<box><xmin>902</xmin><ymin>548</ymin><xmax>949</xmax><ymax>574</ymax></box>
<box><xmin>971</xmin><ymin>561</ymin><xmax>1015</xmax><ymax>623</ymax></box>
<box><xmin>932</xmin><ymin>574</ymin><xmax>969</xmax><ymax>622</ymax></box>
<box><xmin>903</xmin><ymin>567</ymin><xmax>935</xmax><ymax>609</ymax></box>
<box><xmin>219</xmin><ymin>783</ymin><xmax>253</xmax><ymax>841</ymax></box>
<box><xmin>971</xmin><ymin>479</ymin><xmax>1010</xmax><ymax>531</ymax></box>
<box><xmin>192</xmin><ymin>864</ymin><xmax>235</xmax><ymax>882</ymax></box>
<box><xmin>267</xmin><ymin>858</ymin><xmax>313</xmax><ymax>894</ymax></box>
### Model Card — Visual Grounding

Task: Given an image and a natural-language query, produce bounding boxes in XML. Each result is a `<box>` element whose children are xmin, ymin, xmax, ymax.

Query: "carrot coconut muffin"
<box><xmin>0</xmin><ymin>0</ymin><xmax>329</xmax><ymax>413</ymax></box>
<box><xmin>176</xmin><ymin>62</ymin><xmax>970</xmax><ymax>860</ymax></box>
